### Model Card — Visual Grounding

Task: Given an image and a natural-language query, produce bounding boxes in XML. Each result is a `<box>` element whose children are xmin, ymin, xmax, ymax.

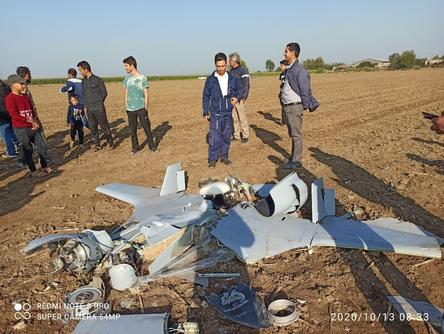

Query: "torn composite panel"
<box><xmin>212</xmin><ymin>204</ymin><xmax>443</xmax><ymax>263</ymax></box>
<box><xmin>73</xmin><ymin>313</ymin><xmax>169</xmax><ymax>334</ymax></box>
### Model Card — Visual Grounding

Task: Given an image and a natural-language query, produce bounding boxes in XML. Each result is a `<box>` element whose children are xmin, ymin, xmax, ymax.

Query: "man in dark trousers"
<box><xmin>281</xmin><ymin>42</ymin><xmax>319</xmax><ymax>169</ymax></box>
<box><xmin>202</xmin><ymin>52</ymin><xmax>241</xmax><ymax>168</ymax></box>
<box><xmin>77</xmin><ymin>60</ymin><xmax>114</xmax><ymax>150</ymax></box>
<box><xmin>122</xmin><ymin>56</ymin><xmax>157</xmax><ymax>154</ymax></box>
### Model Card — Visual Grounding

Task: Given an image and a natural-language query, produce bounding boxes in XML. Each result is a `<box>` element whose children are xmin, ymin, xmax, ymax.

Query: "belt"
<box><xmin>283</xmin><ymin>102</ymin><xmax>301</xmax><ymax>106</ymax></box>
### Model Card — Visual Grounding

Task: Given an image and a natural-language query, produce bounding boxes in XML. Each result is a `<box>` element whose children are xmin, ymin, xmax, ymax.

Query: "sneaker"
<box><xmin>131</xmin><ymin>149</ymin><xmax>140</xmax><ymax>155</ymax></box>
<box><xmin>41</xmin><ymin>167</ymin><xmax>54</xmax><ymax>174</ymax></box>
<box><xmin>220</xmin><ymin>158</ymin><xmax>232</xmax><ymax>165</ymax></box>
<box><xmin>208</xmin><ymin>160</ymin><xmax>217</xmax><ymax>168</ymax></box>
<box><xmin>149</xmin><ymin>146</ymin><xmax>159</xmax><ymax>152</ymax></box>
<box><xmin>282</xmin><ymin>160</ymin><xmax>302</xmax><ymax>169</ymax></box>
<box><xmin>29</xmin><ymin>170</ymin><xmax>45</xmax><ymax>179</ymax></box>
<box><xmin>241</xmin><ymin>138</ymin><xmax>249</xmax><ymax>144</ymax></box>
<box><xmin>2</xmin><ymin>153</ymin><xmax>17</xmax><ymax>158</ymax></box>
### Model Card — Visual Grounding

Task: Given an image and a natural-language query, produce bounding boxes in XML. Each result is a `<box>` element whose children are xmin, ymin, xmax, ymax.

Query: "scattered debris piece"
<box><xmin>267</xmin><ymin>299</ymin><xmax>301</xmax><ymax>326</ymax></box>
<box><xmin>387</xmin><ymin>296</ymin><xmax>444</xmax><ymax>328</ymax></box>
<box><xmin>65</xmin><ymin>276</ymin><xmax>107</xmax><ymax>318</ymax></box>
<box><xmin>206</xmin><ymin>283</ymin><xmax>270</xmax><ymax>328</ymax></box>
<box><xmin>73</xmin><ymin>313</ymin><xmax>169</xmax><ymax>334</ymax></box>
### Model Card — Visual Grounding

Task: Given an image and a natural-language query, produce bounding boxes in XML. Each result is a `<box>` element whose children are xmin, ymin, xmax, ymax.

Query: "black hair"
<box><xmin>77</xmin><ymin>61</ymin><xmax>91</xmax><ymax>72</ymax></box>
<box><xmin>123</xmin><ymin>56</ymin><xmax>137</xmax><ymax>69</ymax></box>
<box><xmin>68</xmin><ymin>68</ymin><xmax>77</xmax><ymax>77</ymax></box>
<box><xmin>16</xmin><ymin>66</ymin><xmax>30</xmax><ymax>78</ymax></box>
<box><xmin>70</xmin><ymin>94</ymin><xmax>79</xmax><ymax>100</ymax></box>
<box><xmin>214</xmin><ymin>52</ymin><xmax>227</xmax><ymax>64</ymax></box>
<box><xmin>286</xmin><ymin>42</ymin><xmax>301</xmax><ymax>57</ymax></box>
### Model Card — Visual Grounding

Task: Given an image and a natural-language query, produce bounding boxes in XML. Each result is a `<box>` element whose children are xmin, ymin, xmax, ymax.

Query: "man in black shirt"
<box><xmin>77</xmin><ymin>61</ymin><xmax>114</xmax><ymax>150</ymax></box>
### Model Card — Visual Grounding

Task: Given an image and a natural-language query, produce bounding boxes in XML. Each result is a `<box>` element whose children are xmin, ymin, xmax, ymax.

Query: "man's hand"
<box><xmin>230</xmin><ymin>97</ymin><xmax>239</xmax><ymax>106</ymax></box>
<box><xmin>431</xmin><ymin>116</ymin><xmax>444</xmax><ymax>134</ymax></box>
<box><xmin>28</xmin><ymin>118</ymin><xmax>40</xmax><ymax>130</ymax></box>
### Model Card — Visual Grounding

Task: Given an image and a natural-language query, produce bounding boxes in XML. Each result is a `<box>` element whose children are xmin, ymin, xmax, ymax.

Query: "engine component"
<box><xmin>65</xmin><ymin>277</ymin><xmax>107</xmax><ymax>317</ymax></box>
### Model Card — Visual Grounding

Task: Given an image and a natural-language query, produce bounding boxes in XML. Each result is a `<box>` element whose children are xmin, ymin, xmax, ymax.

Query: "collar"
<box><xmin>214</xmin><ymin>71</ymin><xmax>228</xmax><ymax>79</ymax></box>
<box><xmin>288</xmin><ymin>59</ymin><xmax>298</xmax><ymax>69</ymax></box>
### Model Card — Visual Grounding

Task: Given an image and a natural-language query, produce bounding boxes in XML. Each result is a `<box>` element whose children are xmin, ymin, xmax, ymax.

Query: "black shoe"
<box><xmin>220</xmin><ymin>158</ymin><xmax>232</xmax><ymax>165</ymax></box>
<box><xmin>208</xmin><ymin>160</ymin><xmax>217</xmax><ymax>168</ymax></box>
<box><xmin>282</xmin><ymin>160</ymin><xmax>302</xmax><ymax>169</ymax></box>
<box><xmin>241</xmin><ymin>138</ymin><xmax>249</xmax><ymax>144</ymax></box>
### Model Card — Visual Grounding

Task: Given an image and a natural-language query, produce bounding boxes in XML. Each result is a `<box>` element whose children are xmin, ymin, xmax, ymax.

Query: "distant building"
<box><xmin>425</xmin><ymin>58</ymin><xmax>444</xmax><ymax>66</ymax></box>
<box><xmin>352</xmin><ymin>58</ymin><xmax>390</xmax><ymax>68</ymax></box>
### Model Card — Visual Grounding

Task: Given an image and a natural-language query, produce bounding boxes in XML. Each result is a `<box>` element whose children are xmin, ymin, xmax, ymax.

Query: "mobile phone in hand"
<box><xmin>422</xmin><ymin>112</ymin><xmax>438</xmax><ymax>120</ymax></box>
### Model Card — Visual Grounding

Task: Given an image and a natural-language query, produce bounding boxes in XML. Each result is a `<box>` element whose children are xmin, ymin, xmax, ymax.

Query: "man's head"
<box><xmin>123</xmin><ymin>56</ymin><xmax>137</xmax><ymax>73</ymax></box>
<box><xmin>7</xmin><ymin>74</ymin><xmax>27</xmax><ymax>94</ymax></box>
<box><xmin>214</xmin><ymin>52</ymin><xmax>227</xmax><ymax>76</ymax></box>
<box><xmin>68</xmin><ymin>68</ymin><xmax>77</xmax><ymax>79</ymax></box>
<box><xmin>16</xmin><ymin>66</ymin><xmax>31</xmax><ymax>83</ymax></box>
<box><xmin>279</xmin><ymin>59</ymin><xmax>289</xmax><ymax>71</ymax></box>
<box><xmin>77</xmin><ymin>61</ymin><xmax>91</xmax><ymax>78</ymax></box>
<box><xmin>229</xmin><ymin>52</ymin><xmax>241</xmax><ymax>69</ymax></box>
<box><xmin>70</xmin><ymin>94</ymin><xmax>79</xmax><ymax>106</ymax></box>
<box><xmin>284</xmin><ymin>42</ymin><xmax>300</xmax><ymax>63</ymax></box>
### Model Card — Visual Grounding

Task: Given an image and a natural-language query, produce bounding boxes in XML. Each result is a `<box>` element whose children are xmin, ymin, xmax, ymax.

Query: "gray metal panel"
<box><xmin>160</xmin><ymin>162</ymin><xmax>182</xmax><ymax>196</ymax></box>
<box><xmin>24</xmin><ymin>234</ymin><xmax>83</xmax><ymax>253</ymax></box>
<box><xmin>311</xmin><ymin>178</ymin><xmax>326</xmax><ymax>223</ymax></box>
<box><xmin>251</xmin><ymin>184</ymin><xmax>274</xmax><ymax>197</ymax></box>
<box><xmin>324</xmin><ymin>188</ymin><xmax>336</xmax><ymax>216</ymax></box>
<box><xmin>73</xmin><ymin>313</ymin><xmax>168</xmax><ymax>334</ymax></box>
<box><xmin>212</xmin><ymin>204</ymin><xmax>315</xmax><ymax>263</ymax></box>
<box><xmin>388</xmin><ymin>296</ymin><xmax>444</xmax><ymax>327</ymax></box>
<box><xmin>95</xmin><ymin>183</ymin><xmax>160</xmax><ymax>206</ymax></box>
<box><xmin>267</xmin><ymin>172</ymin><xmax>308</xmax><ymax>216</ymax></box>
<box><xmin>312</xmin><ymin>216</ymin><xmax>443</xmax><ymax>258</ymax></box>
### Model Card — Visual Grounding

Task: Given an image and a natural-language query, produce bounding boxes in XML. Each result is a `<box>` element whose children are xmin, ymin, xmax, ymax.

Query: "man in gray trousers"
<box><xmin>281</xmin><ymin>42</ymin><xmax>319</xmax><ymax>169</ymax></box>
<box><xmin>77</xmin><ymin>60</ymin><xmax>114</xmax><ymax>151</ymax></box>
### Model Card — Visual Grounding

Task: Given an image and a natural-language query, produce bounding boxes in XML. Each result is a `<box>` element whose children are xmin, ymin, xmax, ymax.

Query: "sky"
<box><xmin>1</xmin><ymin>0</ymin><xmax>443</xmax><ymax>78</ymax></box>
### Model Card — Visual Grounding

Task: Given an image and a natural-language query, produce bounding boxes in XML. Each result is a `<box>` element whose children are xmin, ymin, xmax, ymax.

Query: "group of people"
<box><xmin>0</xmin><ymin>56</ymin><xmax>160</xmax><ymax>177</ymax></box>
<box><xmin>4</xmin><ymin>41</ymin><xmax>439</xmax><ymax>178</ymax></box>
<box><xmin>203</xmin><ymin>42</ymin><xmax>319</xmax><ymax>169</ymax></box>
<box><xmin>0</xmin><ymin>42</ymin><xmax>321</xmax><ymax>176</ymax></box>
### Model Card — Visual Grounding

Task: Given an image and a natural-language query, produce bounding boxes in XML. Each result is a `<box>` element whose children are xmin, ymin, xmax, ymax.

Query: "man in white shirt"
<box><xmin>202</xmin><ymin>53</ymin><xmax>241</xmax><ymax>168</ymax></box>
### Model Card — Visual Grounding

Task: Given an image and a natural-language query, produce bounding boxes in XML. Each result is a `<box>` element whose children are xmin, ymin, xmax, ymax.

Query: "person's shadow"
<box><xmin>406</xmin><ymin>153</ymin><xmax>444</xmax><ymax>174</ymax></box>
<box><xmin>256</xmin><ymin>111</ymin><xmax>282</xmax><ymax>126</ymax></box>
<box><xmin>250</xmin><ymin>124</ymin><xmax>290</xmax><ymax>161</ymax></box>
<box><xmin>152</xmin><ymin>121</ymin><xmax>172</xmax><ymax>148</ymax></box>
<box><xmin>411</xmin><ymin>137</ymin><xmax>444</xmax><ymax>148</ymax></box>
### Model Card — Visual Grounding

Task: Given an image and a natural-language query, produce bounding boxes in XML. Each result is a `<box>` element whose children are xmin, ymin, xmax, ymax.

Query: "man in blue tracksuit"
<box><xmin>202</xmin><ymin>52</ymin><xmax>241</xmax><ymax>168</ymax></box>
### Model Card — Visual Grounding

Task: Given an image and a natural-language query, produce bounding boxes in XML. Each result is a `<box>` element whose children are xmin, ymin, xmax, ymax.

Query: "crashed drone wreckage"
<box><xmin>24</xmin><ymin>162</ymin><xmax>443</xmax><ymax>324</ymax></box>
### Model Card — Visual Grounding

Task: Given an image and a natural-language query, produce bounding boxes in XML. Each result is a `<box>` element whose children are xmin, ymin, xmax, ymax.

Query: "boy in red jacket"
<box><xmin>5</xmin><ymin>75</ymin><xmax>49</xmax><ymax>177</ymax></box>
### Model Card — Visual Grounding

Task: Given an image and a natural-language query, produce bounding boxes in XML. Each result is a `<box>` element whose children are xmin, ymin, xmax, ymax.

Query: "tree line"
<box><xmin>262</xmin><ymin>51</ymin><xmax>444</xmax><ymax>72</ymax></box>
